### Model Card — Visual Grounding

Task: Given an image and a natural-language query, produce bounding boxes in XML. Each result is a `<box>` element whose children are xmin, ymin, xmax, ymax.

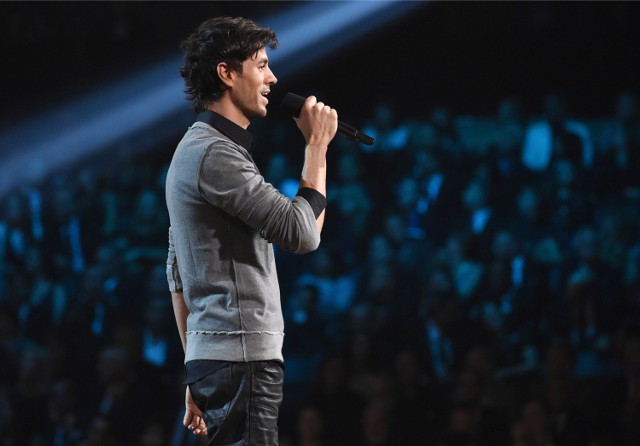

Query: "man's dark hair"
<box><xmin>179</xmin><ymin>17</ymin><xmax>278</xmax><ymax>113</ymax></box>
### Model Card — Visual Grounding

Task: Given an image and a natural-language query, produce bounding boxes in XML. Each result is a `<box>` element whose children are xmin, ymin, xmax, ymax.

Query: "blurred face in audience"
<box><xmin>135</xmin><ymin>189</ymin><xmax>160</xmax><ymax>221</ymax></box>
<box><xmin>337</xmin><ymin>183</ymin><xmax>370</xmax><ymax>217</ymax></box>
<box><xmin>362</xmin><ymin>404</ymin><xmax>390</xmax><ymax>443</ymax></box>
<box><xmin>616</xmin><ymin>92</ymin><xmax>637</xmax><ymax>121</ymax></box>
<box><xmin>553</xmin><ymin>159</ymin><xmax>575</xmax><ymax>187</ymax></box>
<box><xmin>337</xmin><ymin>151</ymin><xmax>362</xmax><ymax>182</ymax></box>
<box><xmin>491</xmin><ymin>230</ymin><xmax>518</xmax><ymax>260</ymax></box>
<box><xmin>516</xmin><ymin>186</ymin><xmax>538</xmax><ymax>219</ymax></box>
<box><xmin>384</xmin><ymin>213</ymin><xmax>406</xmax><ymax>245</ymax></box>
<box><xmin>396</xmin><ymin>177</ymin><xmax>420</xmax><ymax>210</ymax></box>
<box><xmin>297</xmin><ymin>407</ymin><xmax>323</xmax><ymax>441</ymax></box>
<box><xmin>462</xmin><ymin>180</ymin><xmax>488</xmax><ymax>211</ymax></box>
<box><xmin>368</xmin><ymin>235</ymin><xmax>393</xmax><ymax>264</ymax></box>
<box><xmin>5</xmin><ymin>195</ymin><xmax>26</xmax><ymax>224</ymax></box>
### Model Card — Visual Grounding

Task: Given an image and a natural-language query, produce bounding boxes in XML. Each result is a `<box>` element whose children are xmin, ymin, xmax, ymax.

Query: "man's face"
<box><xmin>230</xmin><ymin>47</ymin><xmax>277</xmax><ymax>124</ymax></box>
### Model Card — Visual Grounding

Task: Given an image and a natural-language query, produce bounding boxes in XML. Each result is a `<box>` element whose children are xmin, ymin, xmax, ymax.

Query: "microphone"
<box><xmin>281</xmin><ymin>92</ymin><xmax>375</xmax><ymax>146</ymax></box>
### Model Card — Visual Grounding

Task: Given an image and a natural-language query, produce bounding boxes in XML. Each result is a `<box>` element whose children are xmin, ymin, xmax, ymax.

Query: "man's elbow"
<box><xmin>296</xmin><ymin>230</ymin><xmax>321</xmax><ymax>254</ymax></box>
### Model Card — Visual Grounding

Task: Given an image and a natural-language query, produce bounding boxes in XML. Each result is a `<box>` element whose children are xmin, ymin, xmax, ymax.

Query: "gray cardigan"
<box><xmin>166</xmin><ymin>121</ymin><xmax>321</xmax><ymax>363</ymax></box>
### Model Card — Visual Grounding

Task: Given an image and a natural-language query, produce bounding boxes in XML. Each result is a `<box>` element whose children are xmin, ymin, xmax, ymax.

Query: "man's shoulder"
<box><xmin>184</xmin><ymin>121</ymin><xmax>230</xmax><ymax>143</ymax></box>
<box><xmin>175</xmin><ymin>123</ymin><xmax>238</xmax><ymax>159</ymax></box>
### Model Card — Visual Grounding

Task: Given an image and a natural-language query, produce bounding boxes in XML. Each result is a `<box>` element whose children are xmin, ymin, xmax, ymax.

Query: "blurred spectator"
<box><xmin>563</xmin><ymin>226</ymin><xmax>622</xmax><ymax>345</ymax></box>
<box><xmin>304</xmin><ymin>355</ymin><xmax>365</xmax><ymax>444</ymax></box>
<box><xmin>264</xmin><ymin>152</ymin><xmax>299</xmax><ymax>199</ymax></box>
<box><xmin>437</xmin><ymin>404</ymin><xmax>477</xmax><ymax>446</ymax></box>
<box><xmin>326</xmin><ymin>151</ymin><xmax>374</xmax><ymax>263</ymax></box>
<box><xmin>43</xmin><ymin>176</ymin><xmax>88</xmax><ymax>276</ymax></box>
<box><xmin>543</xmin><ymin>375</ymin><xmax>596</xmax><ymax>445</ymax></box>
<box><xmin>438</xmin><ymin>232</ymin><xmax>485</xmax><ymax>303</ymax></box>
<box><xmin>511</xmin><ymin>399</ymin><xmax>553</xmax><ymax>446</ymax></box>
<box><xmin>282</xmin><ymin>283</ymin><xmax>328</xmax><ymax>384</ymax></box>
<box><xmin>509</xmin><ymin>185</ymin><xmax>551</xmax><ymax>247</ymax></box>
<box><xmin>77</xmin><ymin>415</ymin><xmax>116</xmax><ymax>446</ymax></box>
<box><xmin>11</xmin><ymin>343</ymin><xmax>54</xmax><ymax>443</ymax></box>
<box><xmin>447</xmin><ymin>366</ymin><xmax>511</xmax><ymax>446</ymax></box>
<box><xmin>421</xmin><ymin>297</ymin><xmax>461</xmax><ymax>381</ymax></box>
<box><xmin>595</xmin><ymin>91</ymin><xmax>640</xmax><ymax>200</ymax></box>
<box><xmin>361</xmin><ymin>103</ymin><xmax>411</xmax><ymax>153</ymax></box>
<box><xmin>407</xmin><ymin>139</ymin><xmax>464</xmax><ymax>247</ymax></box>
<box><xmin>91</xmin><ymin>345</ymin><xmax>148</xmax><ymax>445</ymax></box>
<box><xmin>544</xmin><ymin>159</ymin><xmax>595</xmax><ymax>238</ymax></box>
<box><xmin>74</xmin><ymin>245</ymin><xmax>125</xmax><ymax>343</ymax></box>
<box><xmin>345</xmin><ymin>328</ymin><xmax>378</xmax><ymax>398</ymax></box>
<box><xmin>623</xmin><ymin>246</ymin><xmax>640</xmax><ymax>323</ymax></box>
<box><xmin>138</xmin><ymin>421</ymin><xmax>169</xmax><ymax>446</ymax></box>
<box><xmin>292</xmin><ymin>406</ymin><xmax>326</xmax><ymax>446</ymax></box>
<box><xmin>430</xmin><ymin>106</ymin><xmax>464</xmax><ymax>160</ymax></box>
<box><xmin>521</xmin><ymin>93</ymin><xmax>594</xmax><ymax>172</ymax></box>
<box><xmin>122</xmin><ymin>187</ymin><xmax>168</xmax><ymax>270</ymax></box>
<box><xmin>326</xmin><ymin>181</ymin><xmax>373</xmax><ymax>263</ymax></box>
<box><xmin>141</xmin><ymin>288</ymin><xmax>180</xmax><ymax>377</ymax></box>
<box><xmin>455</xmin><ymin>176</ymin><xmax>503</xmax><ymax>259</ymax></box>
<box><xmin>392</xmin><ymin>348</ymin><xmax>445</xmax><ymax>444</ymax></box>
<box><xmin>599</xmin><ymin>327</ymin><xmax>640</xmax><ymax>444</ymax></box>
<box><xmin>18</xmin><ymin>245</ymin><xmax>69</xmax><ymax>343</ymax></box>
<box><xmin>383</xmin><ymin>212</ymin><xmax>430</xmax><ymax>276</ymax></box>
<box><xmin>393</xmin><ymin>175</ymin><xmax>429</xmax><ymax>240</ymax></box>
<box><xmin>494</xmin><ymin>97</ymin><xmax>526</xmax><ymax>157</ymax></box>
<box><xmin>0</xmin><ymin>194</ymin><xmax>35</xmax><ymax>298</ymax></box>
<box><xmin>482</xmin><ymin>230</ymin><xmax>539</xmax><ymax>349</ymax></box>
<box><xmin>359</xmin><ymin>403</ymin><xmax>394</xmax><ymax>446</ymax></box>
<box><xmin>45</xmin><ymin>379</ymin><xmax>84</xmax><ymax>446</ymax></box>
<box><xmin>295</xmin><ymin>247</ymin><xmax>356</xmax><ymax>321</ymax></box>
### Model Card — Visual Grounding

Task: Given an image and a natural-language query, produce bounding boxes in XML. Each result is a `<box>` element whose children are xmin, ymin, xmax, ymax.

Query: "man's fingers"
<box><xmin>184</xmin><ymin>409</ymin><xmax>196</xmax><ymax>428</ymax></box>
<box><xmin>193</xmin><ymin>417</ymin><xmax>208</xmax><ymax>436</ymax></box>
<box><xmin>305</xmin><ymin>95</ymin><xmax>317</xmax><ymax>108</ymax></box>
<box><xmin>184</xmin><ymin>410</ymin><xmax>208</xmax><ymax>436</ymax></box>
<box><xmin>184</xmin><ymin>386</ymin><xmax>207</xmax><ymax>435</ymax></box>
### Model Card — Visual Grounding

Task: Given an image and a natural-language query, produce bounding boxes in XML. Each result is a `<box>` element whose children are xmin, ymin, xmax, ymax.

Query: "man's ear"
<box><xmin>217</xmin><ymin>62</ymin><xmax>235</xmax><ymax>89</ymax></box>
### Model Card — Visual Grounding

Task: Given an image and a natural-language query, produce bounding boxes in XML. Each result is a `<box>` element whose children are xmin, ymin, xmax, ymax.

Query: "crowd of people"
<box><xmin>1</xmin><ymin>90</ymin><xmax>640</xmax><ymax>446</ymax></box>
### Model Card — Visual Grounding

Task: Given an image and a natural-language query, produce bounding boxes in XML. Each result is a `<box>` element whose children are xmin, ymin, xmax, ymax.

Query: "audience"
<box><xmin>0</xmin><ymin>91</ymin><xmax>639</xmax><ymax>445</ymax></box>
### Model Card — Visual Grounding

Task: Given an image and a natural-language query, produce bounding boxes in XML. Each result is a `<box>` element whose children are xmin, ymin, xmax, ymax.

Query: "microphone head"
<box><xmin>281</xmin><ymin>91</ymin><xmax>375</xmax><ymax>146</ymax></box>
<box><xmin>281</xmin><ymin>92</ymin><xmax>305</xmax><ymax>118</ymax></box>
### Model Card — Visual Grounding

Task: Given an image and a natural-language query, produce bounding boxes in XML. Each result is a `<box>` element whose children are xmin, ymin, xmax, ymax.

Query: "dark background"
<box><xmin>2</xmin><ymin>2</ymin><xmax>640</xmax><ymax>445</ymax></box>
<box><xmin>3</xmin><ymin>1</ymin><xmax>639</xmax><ymax>125</ymax></box>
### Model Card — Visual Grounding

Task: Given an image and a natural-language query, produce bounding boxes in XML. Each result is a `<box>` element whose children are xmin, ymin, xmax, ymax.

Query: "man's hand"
<box><xmin>184</xmin><ymin>386</ymin><xmax>208</xmax><ymax>436</ymax></box>
<box><xmin>294</xmin><ymin>95</ymin><xmax>338</xmax><ymax>148</ymax></box>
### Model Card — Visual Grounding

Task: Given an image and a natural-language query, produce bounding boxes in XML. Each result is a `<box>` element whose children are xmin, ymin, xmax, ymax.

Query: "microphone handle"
<box><xmin>338</xmin><ymin>121</ymin><xmax>375</xmax><ymax>146</ymax></box>
<box><xmin>281</xmin><ymin>92</ymin><xmax>375</xmax><ymax>146</ymax></box>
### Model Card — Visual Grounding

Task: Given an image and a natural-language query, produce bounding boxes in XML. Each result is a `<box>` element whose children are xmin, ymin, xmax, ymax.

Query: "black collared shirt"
<box><xmin>205</xmin><ymin>110</ymin><xmax>255</xmax><ymax>153</ymax></box>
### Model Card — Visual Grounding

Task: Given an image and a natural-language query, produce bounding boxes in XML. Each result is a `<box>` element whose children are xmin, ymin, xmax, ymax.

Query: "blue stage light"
<box><xmin>0</xmin><ymin>1</ymin><xmax>423</xmax><ymax>197</ymax></box>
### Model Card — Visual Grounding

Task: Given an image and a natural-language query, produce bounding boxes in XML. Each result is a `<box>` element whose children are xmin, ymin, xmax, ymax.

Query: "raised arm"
<box><xmin>295</xmin><ymin>95</ymin><xmax>338</xmax><ymax>233</ymax></box>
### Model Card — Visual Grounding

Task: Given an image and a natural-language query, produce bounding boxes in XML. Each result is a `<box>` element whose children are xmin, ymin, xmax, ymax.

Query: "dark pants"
<box><xmin>188</xmin><ymin>361</ymin><xmax>284</xmax><ymax>446</ymax></box>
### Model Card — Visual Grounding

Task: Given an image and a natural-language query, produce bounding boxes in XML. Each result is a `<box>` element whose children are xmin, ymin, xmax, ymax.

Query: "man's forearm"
<box><xmin>300</xmin><ymin>144</ymin><xmax>327</xmax><ymax>232</ymax></box>
<box><xmin>172</xmin><ymin>292</ymin><xmax>189</xmax><ymax>353</ymax></box>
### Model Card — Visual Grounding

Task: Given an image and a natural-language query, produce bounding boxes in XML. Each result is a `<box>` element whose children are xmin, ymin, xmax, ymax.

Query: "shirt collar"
<box><xmin>206</xmin><ymin>111</ymin><xmax>255</xmax><ymax>152</ymax></box>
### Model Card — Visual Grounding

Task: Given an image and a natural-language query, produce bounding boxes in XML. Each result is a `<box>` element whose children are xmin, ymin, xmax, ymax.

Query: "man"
<box><xmin>165</xmin><ymin>17</ymin><xmax>337</xmax><ymax>445</ymax></box>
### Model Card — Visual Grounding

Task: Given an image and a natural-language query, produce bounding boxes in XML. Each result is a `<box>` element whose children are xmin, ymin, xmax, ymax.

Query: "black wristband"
<box><xmin>296</xmin><ymin>187</ymin><xmax>327</xmax><ymax>219</ymax></box>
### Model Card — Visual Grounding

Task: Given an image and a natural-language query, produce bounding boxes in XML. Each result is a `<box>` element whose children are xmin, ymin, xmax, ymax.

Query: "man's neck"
<box><xmin>209</xmin><ymin>99</ymin><xmax>249</xmax><ymax>129</ymax></box>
